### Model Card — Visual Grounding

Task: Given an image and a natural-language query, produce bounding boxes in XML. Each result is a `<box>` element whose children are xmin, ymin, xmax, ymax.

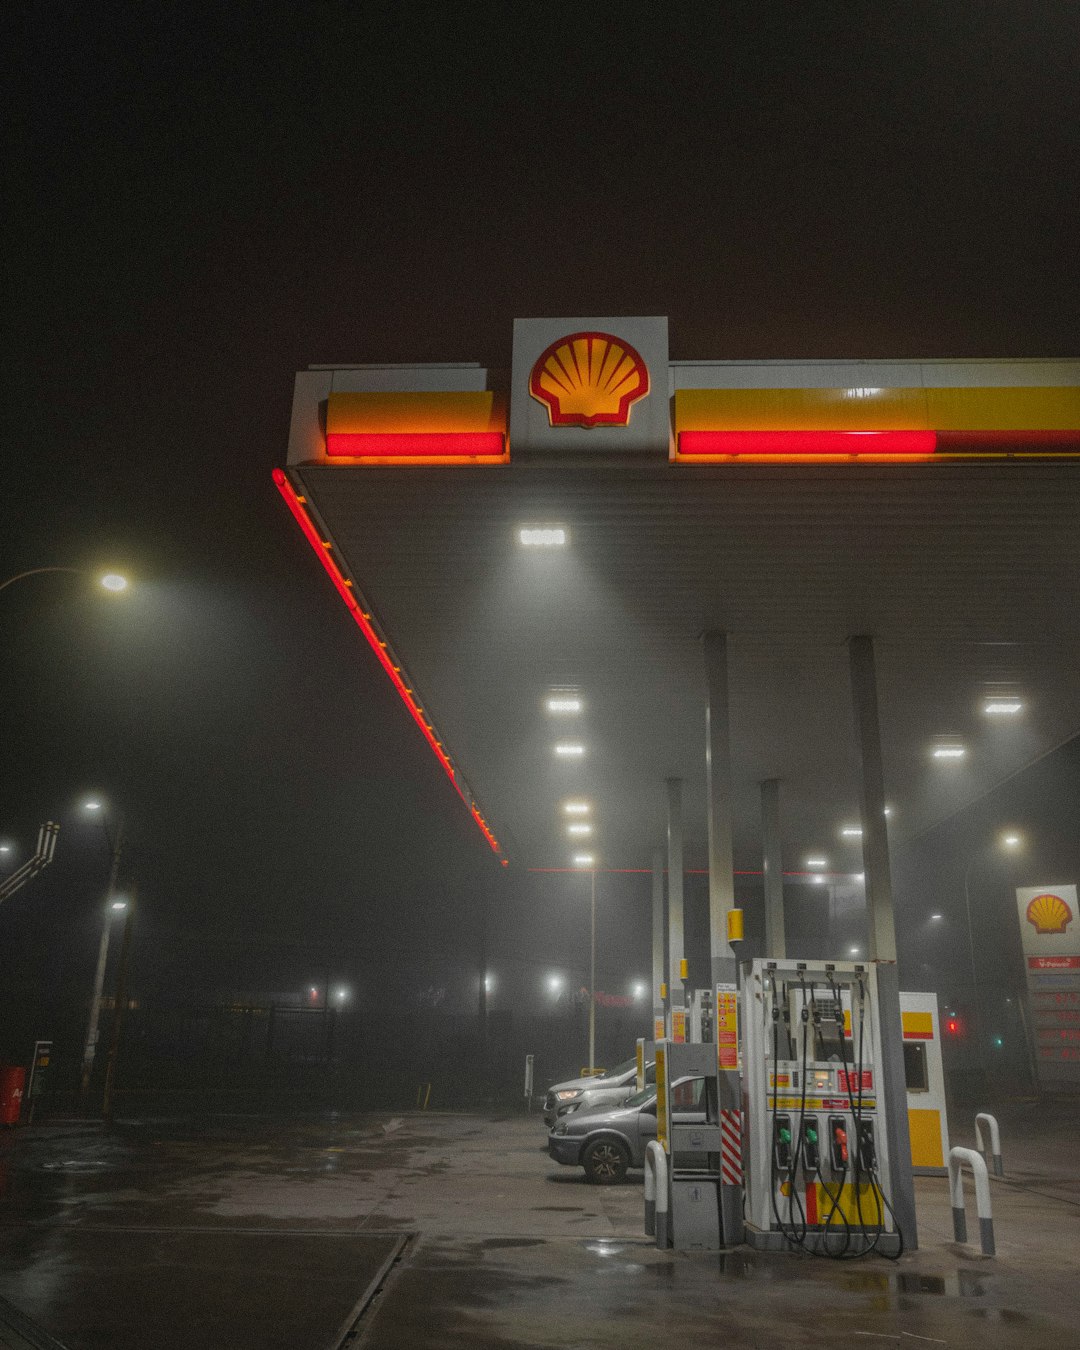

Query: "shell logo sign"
<box><xmin>529</xmin><ymin>332</ymin><xmax>649</xmax><ymax>428</ymax></box>
<box><xmin>1026</xmin><ymin>892</ymin><xmax>1074</xmax><ymax>936</ymax></box>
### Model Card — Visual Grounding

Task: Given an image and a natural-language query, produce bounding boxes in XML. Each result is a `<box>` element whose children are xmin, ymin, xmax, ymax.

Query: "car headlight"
<box><xmin>554</xmin><ymin>1122</ymin><xmax>568</xmax><ymax>1136</ymax></box>
<box><xmin>556</xmin><ymin>1089</ymin><xmax>582</xmax><ymax>1101</ymax></box>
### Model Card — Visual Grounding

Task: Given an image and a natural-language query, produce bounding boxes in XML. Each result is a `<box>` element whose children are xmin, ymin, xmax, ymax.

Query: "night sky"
<box><xmin>4</xmin><ymin>6</ymin><xmax>1079</xmax><ymax>1045</ymax></box>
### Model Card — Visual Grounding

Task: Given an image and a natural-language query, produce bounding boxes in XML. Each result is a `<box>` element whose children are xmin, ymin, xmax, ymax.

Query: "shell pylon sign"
<box><xmin>529</xmin><ymin>332</ymin><xmax>650</xmax><ymax>428</ymax></box>
<box><xmin>1026</xmin><ymin>891</ymin><xmax>1074</xmax><ymax>935</ymax></box>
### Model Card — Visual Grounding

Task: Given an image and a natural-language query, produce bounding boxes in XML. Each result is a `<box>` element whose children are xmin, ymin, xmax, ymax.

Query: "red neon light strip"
<box><xmin>326</xmin><ymin>432</ymin><xmax>505</xmax><ymax>459</ymax></box>
<box><xmin>528</xmin><ymin>868</ymin><xmax>845</xmax><ymax>877</ymax></box>
<box><xmin>935</xmin><ymin>430</ymin><xmax>1080</xmax><ymax>450</ymax></box>
<box><xmin>272</xmin><ymin>468</ymin><xmax>503</xmax><ymax>857</ymax></box>
<box><xmin>678</xmin><ymin>430</ymin><xmax>937</xmax><ymax>458</ymax></box>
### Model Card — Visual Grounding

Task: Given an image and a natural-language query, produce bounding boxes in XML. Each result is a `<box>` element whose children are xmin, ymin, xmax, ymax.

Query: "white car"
<box><xmin>542</xmin><ymin>1057</ymin><xmax>655</xmax><ymax>1127</ymax></box>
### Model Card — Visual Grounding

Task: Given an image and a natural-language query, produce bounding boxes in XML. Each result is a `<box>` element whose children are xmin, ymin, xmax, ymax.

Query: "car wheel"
<box><xmin>582</xmin><ymin>1138</ymin><xmax>630</xmax><ymax>1185</ymax></box>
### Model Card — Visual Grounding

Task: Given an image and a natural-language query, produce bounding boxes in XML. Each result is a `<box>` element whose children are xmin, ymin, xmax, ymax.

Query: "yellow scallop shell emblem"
<box><xmin>1025</xmin><ymin>892</ymin><xmax>1074</xmax><ymax>935</ymax></box>
<box><xmin>529</xmin><ymin>331</ymin><xmax>649</xmax><ymax>428</ymax></box>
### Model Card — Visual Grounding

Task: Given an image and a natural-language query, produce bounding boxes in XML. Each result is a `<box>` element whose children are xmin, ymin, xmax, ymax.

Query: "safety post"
<box><xmin>975</xmin><ymin>1112</ymin><xmax>1003</xmax><ymax>1177</ymax></box>
<box><xmin>948</xmin><ymin>1147</ymin><xmax>995</xmax><ymax>1256</ymax></box>
<box><xmin>644</xmin><ymin>1140</ymin><xmax>668</xmax><ymax>1248</ymax></box>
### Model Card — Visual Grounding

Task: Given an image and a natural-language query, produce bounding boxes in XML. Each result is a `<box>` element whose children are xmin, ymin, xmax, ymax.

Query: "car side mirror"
<box><xmin>640</xmin><ymin>1103</ymin><xmax>656</xmax><ymax>1116</ymax></box>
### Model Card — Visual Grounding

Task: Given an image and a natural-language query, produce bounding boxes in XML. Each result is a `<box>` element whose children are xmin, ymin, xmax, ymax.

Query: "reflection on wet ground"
<box><xmin>0</xmin><ymin>1108</ymin><xmax>1075</xmax><ymax>1348</ymax></box>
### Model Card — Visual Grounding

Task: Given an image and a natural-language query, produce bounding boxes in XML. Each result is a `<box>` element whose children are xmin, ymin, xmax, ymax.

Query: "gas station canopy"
<box><xmin>276</xmin><ymin>318</ymin><xmax>1080</xmax><ymax>874</ymax></box>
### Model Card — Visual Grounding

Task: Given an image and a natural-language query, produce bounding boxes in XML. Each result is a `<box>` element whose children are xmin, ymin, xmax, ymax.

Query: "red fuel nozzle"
<box><xmin>833</xmin><ymin>1125</ymin><xmax>848</xmax><ymax>1164</ymax></box>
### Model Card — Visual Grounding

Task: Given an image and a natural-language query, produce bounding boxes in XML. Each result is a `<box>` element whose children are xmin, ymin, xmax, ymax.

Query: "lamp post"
<box><xmin>102</xmin><ymin>886</ymin><xmax>135</xmax><ymax>1123</ymax></box>
<box><xmin>962</xmin><ymin>831</ymin><xmax>1023</xmax><ymax>1092</ymax></box>
<box><xmin>78</xmin><ymin>803</ymin><xmax>125</xmax><ymax>1105</ymax></box>
<box><xmin>588</xmin><ymin>868</ymin><xmax>597</xmax><ymax>1073</ymax></box>
<box><xmin>0</xmin><ymin>567</ymin><xmax>129</xmax><ymax>595</ymax></box>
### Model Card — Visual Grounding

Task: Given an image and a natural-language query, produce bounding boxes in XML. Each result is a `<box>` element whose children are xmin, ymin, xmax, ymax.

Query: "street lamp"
<box><xmin>0</xmin><ymin>567</ymin><xmax>131</xmax><ymax>595</ymax></box>
<box><xmin>963</xmin><ymin>830</ymin><xmax>1024</xmax><ymax>1085</ymax></box>
<box><xmin>79</xmin><ymin>800</ymin><xmax>125</xmax><ymax>1105</ymax></box>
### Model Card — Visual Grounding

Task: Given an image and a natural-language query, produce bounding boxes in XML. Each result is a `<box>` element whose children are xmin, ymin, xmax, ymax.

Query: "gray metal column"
<box><xmin>651</xmin><ymin>847</ymin><xmax>665</xmax><ymax>1037</ymax></box>
<box><xmin>761</xmin><ymin>778</ymin><xmax>786</xmax><ymax>958</ymax></box>
<box><xmin>704</xmin><ymin>632</ymin><xmax>737</xmax><ymax>986</ymax></box>
<box><xmin>666</xmin><ymin>778</ymin><xmax>685</xmax><ymax>1035</ymax></box>
<box><xmin>848</xmin><ymin>634</ymin><xmax>917</xmax><ymax>1250</ymax></box>
<box><xmin>848</xmin><ymin>636</ymin><xmax>895</xmax><ymax>962</ymax></box>
<box><xmin>703</xmin><ymin>629</ymin><xmax>744</xmax><ymax>1245</ymax></box>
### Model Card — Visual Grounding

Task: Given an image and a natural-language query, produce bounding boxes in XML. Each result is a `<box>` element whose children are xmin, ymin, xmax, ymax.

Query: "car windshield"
<box><xmin>623</xmin><ymin>1086</ymin><xmax>657</xmax><ymax>1109</ymax></box>
<box><xmin>599</xmin><ymin>1057</ymin><xmax>637</xmax><ymax>1080</ymax></box>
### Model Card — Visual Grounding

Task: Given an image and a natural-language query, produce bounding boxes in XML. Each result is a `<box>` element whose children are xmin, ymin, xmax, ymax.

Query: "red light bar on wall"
<box><xmin>272</xmin><ymin>468</ymin><xmax>503</xmax><ymax>858</ymax></box>
<box><xmin>325</xmin><ymin>392</ymin><xmax>507</xmax><ymax>464</ymax></box>
<box><xmin>673</xmin><ymin>386</ymin><xmax>1080</xmax><ymax>462</ymax></box>
<box><xmin>678</xmin><ymin>430</ymin><xmax>937</xmax><ymax>459</ymax></box>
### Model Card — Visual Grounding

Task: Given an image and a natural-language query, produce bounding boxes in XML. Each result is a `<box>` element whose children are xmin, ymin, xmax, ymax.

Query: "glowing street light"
<box><xmin>0</xmin><ymin>567</ymin><xmax>131</xmax><ymax>596</ymax></box>
<box><xmin>547</xmin><ymin>973</ymin><xmax>564</xmax><ymax>995</ymax></box>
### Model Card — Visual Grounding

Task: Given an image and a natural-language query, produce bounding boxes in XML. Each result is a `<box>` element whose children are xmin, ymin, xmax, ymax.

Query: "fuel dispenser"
<box><xmin>741</xmin><ymin>958</ymin><xmax>904</xmax><ymax>1257</ymax></box>
<box><xmin>653</xmin><ymin>1039</ymin><xmax>724</xmax><ymax>1249</ymax></box>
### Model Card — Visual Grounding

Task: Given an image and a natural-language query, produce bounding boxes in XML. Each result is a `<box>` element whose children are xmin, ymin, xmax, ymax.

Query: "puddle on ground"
<box><xmin>712</xmin><ymin>1251</ymin><xmax>994</xmax><ymax>1301</ymax></box>
<box><xmin>481</xmin><ymin>1238</ymin><xmax>545</xmax><ymax>1249</ymax></box>
<box><xmin>40</xmin><ymin>1160</ymin><xmax>113</xmax><ymax>1174</ymax></box>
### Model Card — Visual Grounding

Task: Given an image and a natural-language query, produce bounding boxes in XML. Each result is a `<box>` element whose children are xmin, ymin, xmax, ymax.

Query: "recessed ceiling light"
<box><xmin>806</xmin><ymin>857</ymin><xmax>827</xmax><ymax>869</ymax></box>
<box><xmin>567</xmin><ymin>823</ymin><xmax>593</xmax><ymax>836</ymax></box>
<box><xmin>849</xmin><ymin>946</ymin><xmax>861</xmax><ymax>956</ymax></box>
<box><xmin>854</xmin><ymin>873</ymin><xmax>865</xmax><ymax>882</ymax></box>
<box><xmin>884</xmin><ymin>806</ymin><xmax>893</xmax><ymax>817</ymax></box>
<box><xmin>841</xmin><ymin>827</ymin><xmax>863</xmax><ymax>838</ymax></box>
<box><xmin>812</xmin><ymin>875</ymin><xmax>825</xmax><ymax>885</ymax></box>
<box><xmin>1002</xmin><ymin>833</ymin><xmax>1021</xmax><ymax>848</ymax></box>
<box><xmin>563</xmin><ymin>801</ymin><xmax>590</xmax><ymax>814</ymax></box>
<box><xmin>519</xmin><ymin>526</ymin><xmax>567</xmax><ymax>547</ymax></box>
<box><xmin>546</xmin><ymin>696</ymin><xmax>582</xmax><ymax>713</ymax></box>
<box><xmin>930</xmin><ymin>913</ymin><xmax>943</xmax><ymax>920</ymax></box>
<box><xmin>554</xmin><ymin>743</ymin><xmax>585</xmax><ymax>757</ymax></box>
<box><xmin>984</xmin><ymin>700</ymin><xmax>1022</xmax><ymax>715</ymax></box>
<box><xmin>572</xmin><ymin>853</ymin><xmax>595</xmax><ymax>867</ymax></box>
<box><xmin>932</xmin><ymin>745</ymin><xmax>966</xmax><ymax>759</ymax></box>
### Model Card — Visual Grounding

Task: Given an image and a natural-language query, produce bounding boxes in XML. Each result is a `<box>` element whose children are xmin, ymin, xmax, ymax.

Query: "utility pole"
<box><xmin>79</xmin><ymin>817</ymin><xmax>124</xmax><ymax>1105</ymax></box>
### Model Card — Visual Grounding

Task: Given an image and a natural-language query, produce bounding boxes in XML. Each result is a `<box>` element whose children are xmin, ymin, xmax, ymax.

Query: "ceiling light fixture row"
<box><xmin>543</xmin><ymin>681</ymin><xmax>597</xmax><ymax>866</ymax></box>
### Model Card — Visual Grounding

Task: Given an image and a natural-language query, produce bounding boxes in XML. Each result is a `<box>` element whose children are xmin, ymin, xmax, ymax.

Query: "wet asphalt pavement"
<box><xmin>0</xmin><ymin>1102</ymin><xmax>1076</xmax><ymax>1348</ymax></box>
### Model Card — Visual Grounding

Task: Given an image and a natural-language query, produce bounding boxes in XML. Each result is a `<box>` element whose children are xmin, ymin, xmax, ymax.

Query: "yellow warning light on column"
<box><xmin>659</xmin><ymin>982</ymin><xmax>667</xmax><ymax>1000</ymax></box>
<box><xmin>679</xmin><ymin>959</ymin><xmax>688</xmax><ymax>980</ymax></box>
<box><xmin>727</xmin><ymin>909</ymin><xmax>745</xmax><ymax>943</ymax></box>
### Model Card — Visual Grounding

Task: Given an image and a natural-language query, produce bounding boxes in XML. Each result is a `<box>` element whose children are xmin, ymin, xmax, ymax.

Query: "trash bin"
<box><xmin>0</xmin><ymin>1066</ymin><xmax>25</xmax><ymax>1126</ymax></box>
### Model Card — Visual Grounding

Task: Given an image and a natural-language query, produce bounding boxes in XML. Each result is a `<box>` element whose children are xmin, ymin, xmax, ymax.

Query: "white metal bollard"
<box><xmin>975</xmin><ymin>1112</ymin><xmax>1003</xmax><ymax>1177</ymax></box>
<box><xmin>644</xmin><ymin>1141</ymin><xmax>669</xmax><ymax>1248</ymax></box>
<box><xmin>948</xmin><ymin>1146</ymin><xmax>995</xmax><ymax>1256</ymax></box>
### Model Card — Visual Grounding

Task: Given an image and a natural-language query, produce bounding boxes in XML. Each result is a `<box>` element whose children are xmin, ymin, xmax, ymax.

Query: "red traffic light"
<box><xmin>945</xmin><ymin>1015</ymin><xmax>964</xmax><ymax>1037</ymax></box>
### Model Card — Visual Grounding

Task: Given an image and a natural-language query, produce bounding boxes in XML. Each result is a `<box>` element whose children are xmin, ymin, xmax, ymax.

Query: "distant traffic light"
<box><xmin>945</xmin><ymin>1014</ymin><xmax>964</xmax><ymax>1037</ymax></box>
